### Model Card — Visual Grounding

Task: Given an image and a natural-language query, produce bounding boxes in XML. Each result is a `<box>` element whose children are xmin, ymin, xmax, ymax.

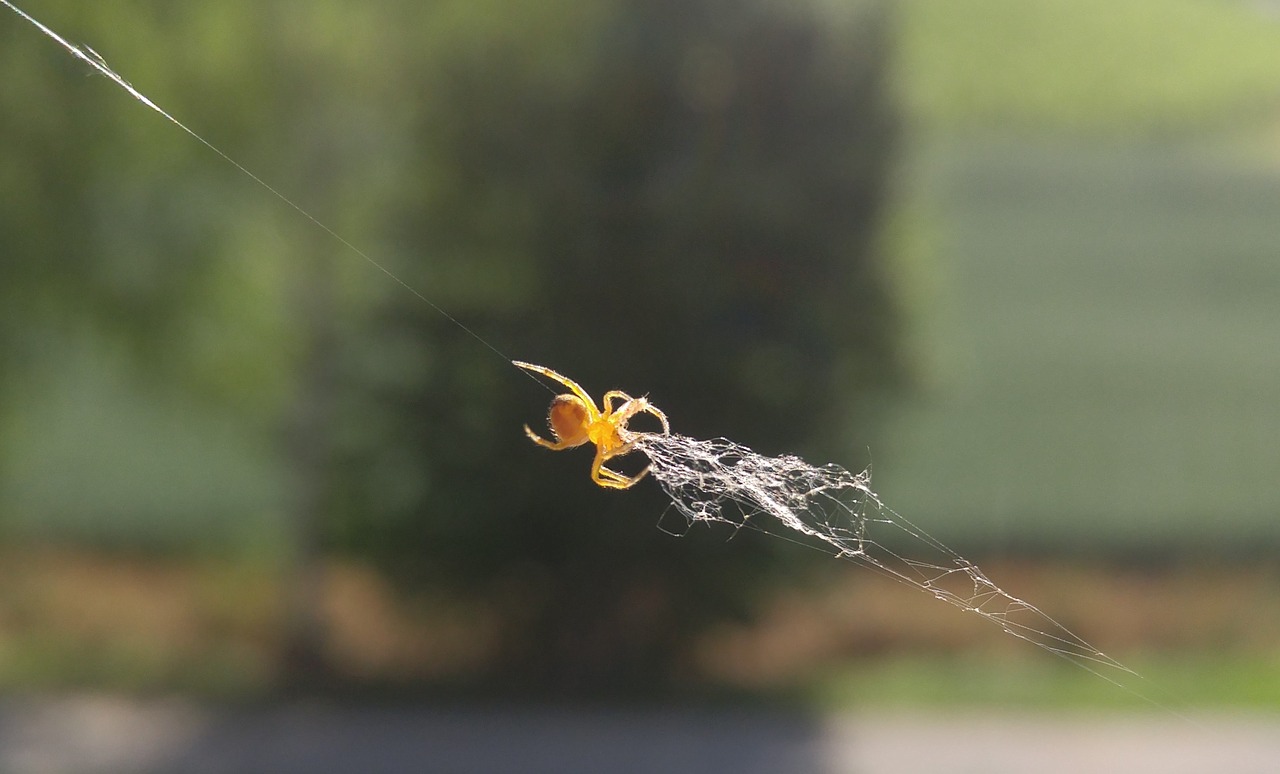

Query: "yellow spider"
<box><xmin>514</xmin><ymin>360</ymin><xmax>670</xmax><ymax>490</ymax></box>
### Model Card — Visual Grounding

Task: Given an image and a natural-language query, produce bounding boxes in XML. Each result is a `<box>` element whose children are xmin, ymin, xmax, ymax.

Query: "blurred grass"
<box><xmin>873</xmin><ymin>1</ymin><xmax>1280</xmax><ymax>553</ymax></box>
<box><xmin>812</xmin><ymin>651</ymin><xmax>1280</xmax><ymax>711</ymax></box>
<box><xmin>897</xmin><ymin>0</ymin><xmax>1280</xmax><ymax>134</ymax></box>
<box><xmin>865</xmin><ymin>0</ymin><xmax>1280</xmax><ymax>707</ymax></box>
<box><xmin>874</xmin><ymin>136</ymin><xmax>1280</xmax><ymax>553</ymax></box>
<box><xmin>0</xmin><ymin>334</ymin><xmax>286</xmax><ymax>552</ymax></box>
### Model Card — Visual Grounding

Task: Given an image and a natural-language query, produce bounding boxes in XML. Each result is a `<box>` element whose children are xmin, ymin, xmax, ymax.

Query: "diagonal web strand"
<box><xmin>634</xmin><ymin>432</ymin><xmax>1135</xmax><ymax>676</ymax></box>
<box><xmin>0</xmin><ymin>0</ymin><xmax>554</xmax><ymax>395</ymax></box>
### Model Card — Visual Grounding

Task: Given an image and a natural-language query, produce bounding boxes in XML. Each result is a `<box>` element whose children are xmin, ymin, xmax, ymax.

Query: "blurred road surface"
<box><xmin>0</xmin><ymin>696</ymin><xmax>1275</xmax><ymax>774</ymax></box>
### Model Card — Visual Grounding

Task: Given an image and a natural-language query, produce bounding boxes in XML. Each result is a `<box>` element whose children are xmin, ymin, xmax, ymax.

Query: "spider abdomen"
<box><xmin>548</xmin><ymin>395</ymin><xmax>591</xmax><ymax>446</ymax></box>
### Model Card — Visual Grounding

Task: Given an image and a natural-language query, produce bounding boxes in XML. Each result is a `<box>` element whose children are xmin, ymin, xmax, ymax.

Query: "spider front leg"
<box><xmin>513</xmin><ymin>361</ymin><xmax>598</xmax><ymax>413</ymax></box>
<box><xmin>607</xmin><ymin>393</ymin><xmax>671</xmax><ymax>436</ymax></box>
<box><xmin>601</xmin><ymin>390</ymin><xmax>634</xmax><ymax>415</ymax></box>
<box><xmin>591</xmin><ymin>445</ymin><xmax>652</xmax><ymax>490</ymax></box>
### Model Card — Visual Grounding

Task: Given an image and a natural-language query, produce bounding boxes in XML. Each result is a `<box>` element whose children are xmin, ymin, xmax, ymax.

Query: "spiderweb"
<box><xmin>634</xmin><ymin>432</ymin><xmax>1135</xmax><ymax>680</ymax></box>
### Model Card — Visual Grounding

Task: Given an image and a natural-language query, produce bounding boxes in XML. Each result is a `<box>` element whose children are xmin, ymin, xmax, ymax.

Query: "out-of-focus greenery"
<box><xmin>897</xmin><ymin>0</ymin><xmax>1280</xmax><ymax>134</ymax></box>
<box><xmin>875</xmin><ymin>138</ymin><xmax>1280</xmax><ymax>555</ymax></box>
<box><xmin>862</xmin><ymin>0</ymin><xmax>1280</xmax><ymax>558</ymax></box>
<box><xmin>333</xmin><ymin>0</ymin><xmax>904</xmax><ymax>692</ymax></box>
<box><xmin>0</xmin><ymin>0</ymin><xmax>902</xmax><ymax>694</ymax></box>
<box><xmin>814</xmin><ymin>651</ymin><xmax>1280</xmax><ymax>710</ymax></box>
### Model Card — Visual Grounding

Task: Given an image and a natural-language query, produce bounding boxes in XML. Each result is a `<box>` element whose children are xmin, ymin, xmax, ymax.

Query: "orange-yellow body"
<box><xmin>514</xmin><ymin>360</ymin><xmax>670</xmax><ymax>489</ymax></box>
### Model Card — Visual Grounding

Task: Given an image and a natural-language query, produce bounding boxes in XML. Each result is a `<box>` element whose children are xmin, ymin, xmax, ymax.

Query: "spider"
<box><xmin>514</xmin><ymin>360</ymin><xmax>670</xmax><ymax>490</ymax></box>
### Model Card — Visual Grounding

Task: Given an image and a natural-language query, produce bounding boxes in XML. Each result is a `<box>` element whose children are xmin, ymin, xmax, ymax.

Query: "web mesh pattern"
<box><xmin>635</xmin><ymin>432</ymin><xmax>1130</xmax><ymax>675</ymax></box>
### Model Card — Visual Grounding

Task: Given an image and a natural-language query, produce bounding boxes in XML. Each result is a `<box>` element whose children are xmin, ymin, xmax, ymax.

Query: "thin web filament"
<box><xmin>635</xmin><ymin>433</ymin><xmax>1134</xmax><ymax>676</ymax></box>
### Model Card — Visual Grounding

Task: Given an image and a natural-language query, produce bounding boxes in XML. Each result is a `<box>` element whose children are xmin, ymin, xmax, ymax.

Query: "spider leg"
<box><xmin>523</xmin><ymin>424</ymin><xmax>586</xmax><ymax>450</ymax></box>
<box><xmin>595</xmin><ymin>462</ymin><xmax>653</xmax><ymax>489</ymax></box>
<box><xmin>596</xmin><ymin>434</ymin><xmax>657</xmax><ymax>488</ymax></box>
<box><xmin>612</xmin><ymin>464</ymin><xmax>654</xmax><ymax>487</ymax></box>
<box><xmin>638</xmin><ymin>402</ymin><xmax>670</xmax><ymax>435</ymax></box>
<box><xmin>513</xmin><ymin>361</ymin><xmax>601</xmax><ymax>420</ymax></box>
<box><xmin>592</xmin><ymin>446</ymin><xmax>651</xmax><ymax>490</ymax></box>
<box><xmin>601</xmin><ymin>390</ymin><xmax>635</xmax><ymax>415</ymax></box>
<box><xmin>610</xmin><ymin>396</ymin><xmax>671</xmax><ymax>436</ymax></box>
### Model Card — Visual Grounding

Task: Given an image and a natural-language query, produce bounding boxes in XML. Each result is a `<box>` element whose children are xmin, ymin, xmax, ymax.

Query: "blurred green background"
<box><xmin>1</xmin><ymin>0</ymin><xmax>1278</xmax><ymax>709</ymax></box>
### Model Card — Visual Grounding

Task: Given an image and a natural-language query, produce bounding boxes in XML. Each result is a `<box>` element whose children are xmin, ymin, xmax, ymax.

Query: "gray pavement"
<box><xmin>0</xmin><ymin>696</ymin><xmax>1276</xmax><ymax>773</ymax></box>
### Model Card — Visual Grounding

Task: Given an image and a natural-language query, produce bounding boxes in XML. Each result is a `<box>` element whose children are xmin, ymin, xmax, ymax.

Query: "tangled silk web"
<box><xmin>634</xmin><ymin>432</ymin><xmax>1133</xmax><ymax>679</ymax></box>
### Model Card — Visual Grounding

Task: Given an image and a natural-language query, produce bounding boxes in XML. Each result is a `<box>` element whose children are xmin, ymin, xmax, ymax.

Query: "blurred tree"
<box><xmin>333</xmin><ymin>0</ymin><xmax>905</xmax><ymax>695</ymax></box>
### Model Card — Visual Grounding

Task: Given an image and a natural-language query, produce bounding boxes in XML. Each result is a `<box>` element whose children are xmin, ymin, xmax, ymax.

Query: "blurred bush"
<box><xmin>342</xmin><ymin>0</ymin><xmax>904</xmax><ymax>693</ymax></box>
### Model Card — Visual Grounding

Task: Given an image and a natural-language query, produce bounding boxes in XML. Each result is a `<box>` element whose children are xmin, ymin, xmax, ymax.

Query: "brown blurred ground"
<box><xmin>0</xmin><ymin>548</ymin><xmax>1277</xmax><ymax>697</ymax></box>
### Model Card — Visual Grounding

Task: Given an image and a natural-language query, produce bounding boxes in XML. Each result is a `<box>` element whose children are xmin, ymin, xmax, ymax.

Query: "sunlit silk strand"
<box><xmin>0</xmin><ymin>0</ymin><xmax>552</xmax><ymax>395</ymax></box>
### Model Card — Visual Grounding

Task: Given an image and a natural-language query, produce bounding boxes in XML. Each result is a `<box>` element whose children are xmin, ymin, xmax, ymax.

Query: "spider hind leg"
<box><xmin>592</xmin><ymin>458</ymin><xmax>652</xmax><ymax>490</ymax></box>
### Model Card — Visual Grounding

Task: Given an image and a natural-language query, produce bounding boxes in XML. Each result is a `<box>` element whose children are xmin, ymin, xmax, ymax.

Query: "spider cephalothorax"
<box><xmin>514</xmin><ymin>360</ymin><xmax>670</xmax><ymax>489</ymax></box>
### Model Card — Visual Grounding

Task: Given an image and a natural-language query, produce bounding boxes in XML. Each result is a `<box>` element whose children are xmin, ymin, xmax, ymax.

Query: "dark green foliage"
<box><xmin>336</xmin><ymin>0</ymin><xmax>904</xmax><ymax>692</ymax></box>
